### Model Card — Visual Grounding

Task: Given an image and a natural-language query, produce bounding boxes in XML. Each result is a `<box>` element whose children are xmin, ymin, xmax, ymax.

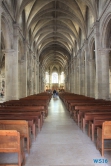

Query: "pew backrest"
<box><xmin>103</xmin><ymin>121</ymin><xmax>111</xmax><ymax>139</ymax></box>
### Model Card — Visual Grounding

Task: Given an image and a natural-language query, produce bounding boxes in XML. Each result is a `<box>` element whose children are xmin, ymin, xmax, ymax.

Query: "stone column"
<box><xmin>41</xmin><ymin>66</ymin><xmax>44</xmax><ymax>92</ymax></box>
<box><xmin>70</xmin><ymin>62</ymin><xmax>73</xmax><ymax>92</ymax></box>
<box><xmin>85</xmin><ymin>58</ymin><xmax>90</xmax><ymax>96</ymax></box>
<box><xmin>39</xmin><ymin>65</ymin><xmax>42</xmax><ymax>92</ymax></box>
<box><xmin>0</xmin><ymin>4</ymin><xmax>3</xmax><ymax>97</ymax></box>
<box><xmin>101</xmin><ymin>49</ymin><xmax>110</xmax><ymax>99</ymax></box>
<box><xmin>12</xmin><ymin>24</ymin><xmax>19</xmax><ymax>99</ymax></box>
<box><xmin>94</xmin><ymin>22</ymin><xmax>102</xmax><ymax>99</ymax></box>
<box><xmin>68</xmin><ymin>64</ymin><xmax>71</xmax><ymax>92</ymax></box>
<box><xmin>71</xmin><ymin>61</ymin><xmax>75</xmax><ymax>93</ymax></box>
<box><xmin>65</xmin><ymin>67</ymin><xmax>68</xmax><ymax>91</ymax></box>
<box><xmin>32</xmin><ymin>54</ymin><xmax>37</xmax><ymax>94</ymax></box>
<box><xmin>39</xmin><ymin>75</ymin><xmax>41</xmax><ymax>93</ymax></box>
<box><xmin>76</xmin><ymin>67</ymin><xmax>79</xmax><ymax>94</ymax></box>
<box><xmin>29</xmin><ymin>52</ymin><xmax>35</xmax><ymax>95</ymax></box>
<box><xmin>84</xmin><ymin>42</ymin><xmax>90</xmax><ymax>96</ymax></box>
<box><xmin>89</xmin><ymin>59</ymin><xmax>95</xmax><ymax>97</ymax></box>
<box><xmin>5</xmin><ymin>50</ymin><xmax>15</xmax><ymax>100</ymax></box>
<box><xmin>27</xmin><ymin>56</ymin><xmax>31</xmax><ymax>95</ymax></box>
<box><xmin>80</xmin><ymin>63</ymin><xmax>85</xmax><ymax>95</ymax></box>
<box><xmin>34</xmin><ymin>59</ymin><xmax>37</xmax><ymax>94</ymax></box>
<box><xmin>18</xmin><ymin>59</ymin><xmax>27</xmax><ymax>98</ymax></box>
<box><xmin>41</xmin><ymin>66</ymin><xmax>45</xmax><ymax>92</ymax></box>
<box><xmin>74</xmin><ymin>57</ymin><xmax>78</xmax><ymax>94</ymax></box>
<box><xmin>32</xmin><ymin>56</ymin><xmax>34</xmax><ymax>95</ymax></box>
<box><xmin>78</xmin><ymin>55</ymin><xmax>82</xmax><ymax>94</ymax></box>
<box><xmin>73</xmin><ymin>57</ymin><xmax>76</xmax><ymax>93</ymax></box>
<box><xmin>0</xmin><ymin>74</ymin><xmax>2</xmax><ymax>91</ymax></box>
<box><xmin>27</xmin><ymin>52</ymin><xmax>31</xmax><ymax>96</ymax></box>
<box><xmin>20</xmin><ymin>40</ymin><xmax>27</xmax><ymax>98</ymax></box>
<box><xmin>73</xmin><ymin>68</ymin><xmax>76</xmax><ymax>93</ymax></box>
<box><xmin>36</xmin><ymin>60</ymin><xmax>39</xmax><ymax>94</ymax></box>
<box><xmin>0</xmin><ymin>2</ymin><xmax>3</xmax><ymax>62</ymax></box>
<box><xmin>76</xmin><ymin>56</ymin><xmax>80</xmax><ymax>94</ymax></box>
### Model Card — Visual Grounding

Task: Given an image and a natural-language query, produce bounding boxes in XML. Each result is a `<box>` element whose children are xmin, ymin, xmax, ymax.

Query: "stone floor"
<box><xmin>0</xmin><ymin>97</ymin><xmax>111</xmax><ymax>166</ymax></box>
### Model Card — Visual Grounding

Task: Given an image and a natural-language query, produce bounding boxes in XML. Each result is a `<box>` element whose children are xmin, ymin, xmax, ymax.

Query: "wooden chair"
<box><xmin>97</xmin><ymin>121</ymin><xmax>111</xmax><ymax>156</ymax></box>
<box><xmin>0</xmin><ymin>130</ymin><xmax>25</xmax><ymax>166</ymax></box>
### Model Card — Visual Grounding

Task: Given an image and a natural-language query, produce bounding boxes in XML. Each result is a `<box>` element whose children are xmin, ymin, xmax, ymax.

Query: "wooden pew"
<box><xmin>0</xmin><ymin>120</ymin><xmax>30</xmax><ymax>154</ymax></box>
<box><xmin>97</xmin><ymin>121</ymin><xmax>111</xmax><ymax>157</ymax></box>
<box><xmin>69</xmin><ymin>102</ymin><xmax>111</xmax><ymax>116</ymax></box>
<box><xmin>2</xmin><ymin>101</ymin><xmax>48</xmax><ymax>117</ymax></box>
<box><xmin>75</xmin><ymin>105</ymin><xmax>111</xmax><ymax>113</ymax></box>
<box><xmin>82</xmin><ymin>112</ymin><xmax>111</xmax><ymax>132</ymax></box>
<box><xmin>67</xmin><ymin>99</ymin><xmax>106</xmax><ymax>111</ymax></box>
<box><xmin>76</xmin><ymin>109</ymin><xmax>111</xmax><ymax>127</ymax></box>
<box><xmin>0</xmin><ymin>130</ymin><xmax>25</xmax><ymax>166</ymax></box>
<box><xmin>0</xmin><ymin>115</ymin><xmax>36</xmax><ymax>141</ymax></box>
<box><xmin>0</xmin><ymin>106</ymin><xmax>43</xmax><ymax>130</ymax></box>
<box><xmin>75</xmin><ymin>106</ymin><xmax>111</xmax><ymax>126</ymax></box>
<box><xmin>0</xmin><ymin>106</ymin><xmax>44</xmax><ymax>140</ymax></box>
<box><xmin>0</xmin><ymin>112</ymin><xmax>40</xmax><ymax>138</ymax></box>
<box><xmin>88</xmin><ymin>116</ymin><xmax>111</xmax><ymax>142</ymax></box>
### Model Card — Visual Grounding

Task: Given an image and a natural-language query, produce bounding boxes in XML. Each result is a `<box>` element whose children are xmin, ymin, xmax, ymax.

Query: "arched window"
<box><xmin>52</xmin><ymin>72</ymin><xmax>58</xmax><ymax>83</ymax></box>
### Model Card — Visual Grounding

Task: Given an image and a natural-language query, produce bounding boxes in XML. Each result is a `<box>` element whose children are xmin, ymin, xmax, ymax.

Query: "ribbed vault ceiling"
<box><xmin>4</xmin><ymin>0</ymin><xmax>96</xmax><ymax>71</ymax></box>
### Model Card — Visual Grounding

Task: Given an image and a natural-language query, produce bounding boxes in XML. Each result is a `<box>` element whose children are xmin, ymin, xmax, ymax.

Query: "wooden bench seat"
<box><xmin>0</xmin><ymin>130</ymin><xmax>25</xmax><ymax>166</ymax></box>
<box><xmin>97</xmin><ymin>121</ymin><xmax>111</xmax><ymax>157</ymax></box>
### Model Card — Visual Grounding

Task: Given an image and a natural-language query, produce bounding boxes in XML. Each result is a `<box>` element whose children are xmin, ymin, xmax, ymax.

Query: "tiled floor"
<box><xmin>0</xmin><ymin>98</ymin><xmax>111</xmax><ymax>166</ymax></box>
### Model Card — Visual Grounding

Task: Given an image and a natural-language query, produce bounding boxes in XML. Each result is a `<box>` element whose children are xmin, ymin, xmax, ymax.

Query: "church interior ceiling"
<box><xmin>2</xmin><ymin>0</ymin><xmax>98</xmax><ymax>71</ymax></box>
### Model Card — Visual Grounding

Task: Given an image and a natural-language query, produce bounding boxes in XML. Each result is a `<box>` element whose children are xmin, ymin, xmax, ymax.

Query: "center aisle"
<box><xmin>25</xmin><ymin>98</ymin><xmax>109</xmax><ymax>166</ymax></box>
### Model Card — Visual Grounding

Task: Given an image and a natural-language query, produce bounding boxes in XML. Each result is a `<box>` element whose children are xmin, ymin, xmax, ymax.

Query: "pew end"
<box><xmin>0</xmin><ymin>130</ymin><xmax>25</xmax><ymax>166</ymax></box>
<box><xmin>97</xmin><ymin>121</ymin><xmax>111</xmax><ymax>157</ymax></box>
